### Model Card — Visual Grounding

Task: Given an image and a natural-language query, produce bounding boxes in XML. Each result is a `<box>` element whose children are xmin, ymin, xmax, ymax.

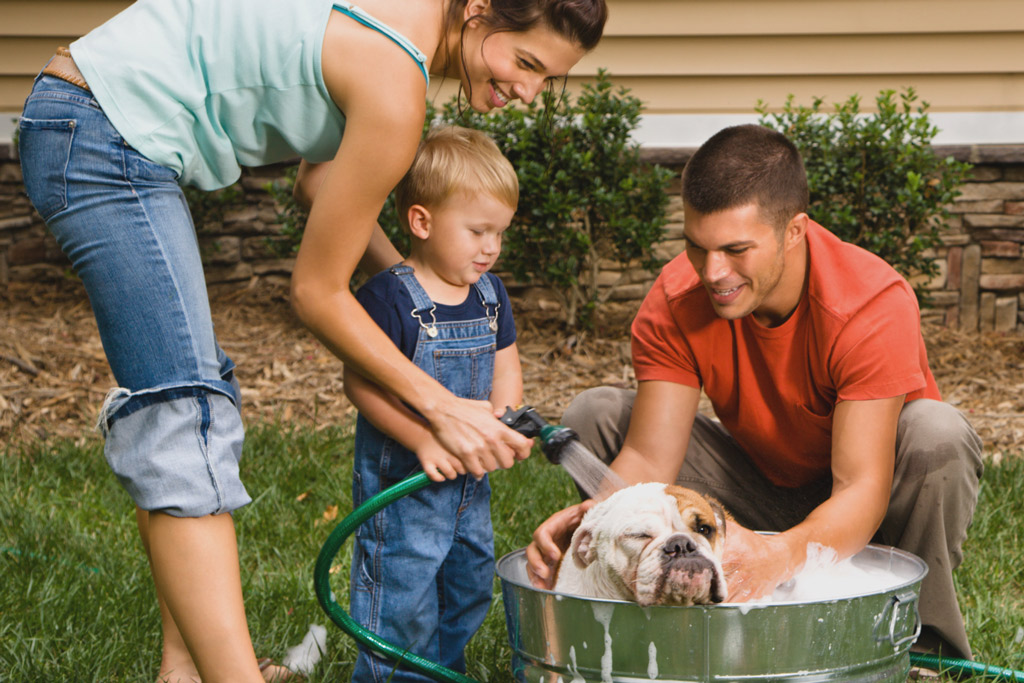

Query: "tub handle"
<box><xmin>883</xmin><ymin>590</ymin><xmax>922</xmax><ymax>648</ymax></box>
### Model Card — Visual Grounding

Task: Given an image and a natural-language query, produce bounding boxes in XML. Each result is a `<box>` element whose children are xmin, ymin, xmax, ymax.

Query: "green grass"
<box><xmin>1</xmin><ymin>425</ymin><xmax>1022</xmax><ymax>681</ymax></box>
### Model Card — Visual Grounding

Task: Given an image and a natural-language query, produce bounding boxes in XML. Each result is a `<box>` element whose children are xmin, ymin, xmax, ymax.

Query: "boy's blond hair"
<box><xmin>395</xmin><ymin>126</ymin><xmax>519</xmax><ymax>231</ymax></box>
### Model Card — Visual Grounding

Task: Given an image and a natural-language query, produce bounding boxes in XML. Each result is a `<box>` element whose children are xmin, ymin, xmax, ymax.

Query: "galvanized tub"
<box><xmin>496</xmin><ymin>544</ymin><xmax>927</xmax><ymax>682</ymax></box>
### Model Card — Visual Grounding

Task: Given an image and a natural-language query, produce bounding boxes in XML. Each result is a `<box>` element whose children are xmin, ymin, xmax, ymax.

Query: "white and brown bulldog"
<box><xmin>554</xmin><ymin>482</ymin><xmax>730</xmax><ymax>606</ymax></box>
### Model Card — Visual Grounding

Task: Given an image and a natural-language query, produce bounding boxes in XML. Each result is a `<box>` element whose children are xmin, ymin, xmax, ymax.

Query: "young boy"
<box><xmin>343</xmin><ymin>125</ymin><xmax>524</xmax><ymax>683</ymax></box>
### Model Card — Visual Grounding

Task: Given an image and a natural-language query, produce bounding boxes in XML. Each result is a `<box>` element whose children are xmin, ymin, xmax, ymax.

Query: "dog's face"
<box><xmin>555</xmin><ymin>483</ymin><xmax>729</xmax><ymax>606</ymax></box>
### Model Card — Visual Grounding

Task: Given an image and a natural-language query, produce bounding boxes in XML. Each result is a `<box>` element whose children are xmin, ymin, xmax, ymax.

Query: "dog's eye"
<box><xmin>696</xmin><ymin>524</ymin><xmax>713</xmax><ymax>538</ymax></box>
<box><xmin>626</xmin><ymin>532</ymin><xmax>653</xmax><ymax>541</ymax></box>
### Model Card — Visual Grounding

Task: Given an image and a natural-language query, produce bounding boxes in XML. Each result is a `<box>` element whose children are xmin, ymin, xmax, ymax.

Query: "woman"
<box><xmin>17</xmin><ymin>0</ymin><xmax>607</xmax><ymax>681</ymax></box>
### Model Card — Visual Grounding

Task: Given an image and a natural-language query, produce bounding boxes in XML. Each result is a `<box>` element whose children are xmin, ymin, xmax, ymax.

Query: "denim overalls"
<box><xmin>350</xmin><ymin>265</ymin><xmax>499</xmax><ymax>683</ymax></box>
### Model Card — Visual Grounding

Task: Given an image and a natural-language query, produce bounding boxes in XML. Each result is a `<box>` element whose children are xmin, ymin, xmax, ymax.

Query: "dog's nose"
<box><xmin>662</xmin><ymin>534</ymin><xmax>698</xmax><ymax>558</ymax></box>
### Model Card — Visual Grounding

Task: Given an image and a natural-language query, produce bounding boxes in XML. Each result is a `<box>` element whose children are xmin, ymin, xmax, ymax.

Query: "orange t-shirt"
<box><xmin>631</xmin><ymin>221</ymin><xmax>940</xmax><ymax>488</ymax></box>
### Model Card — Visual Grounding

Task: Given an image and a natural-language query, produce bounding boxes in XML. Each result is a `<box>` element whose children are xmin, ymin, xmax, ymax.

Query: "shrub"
<box><xmin>756</xmin><ymin>88</ymin><xmax>971</xmax><ymax>302</ymax></box>
<box><xmin>263</xmin><ymin>165</ymin><xmax>309</xmax><ymax>258</ymax></box>
<box><xmin>446</xmin><ymin>70</ymin><xmax>673</xmax><ymax>331</ymax></box>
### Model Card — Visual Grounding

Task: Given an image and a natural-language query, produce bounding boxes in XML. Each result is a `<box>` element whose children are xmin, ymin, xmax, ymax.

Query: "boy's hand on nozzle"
<box><xmin>417</xmin><ymin>439</ymin><xmax>467</xmax><ymax>482</ymax></box>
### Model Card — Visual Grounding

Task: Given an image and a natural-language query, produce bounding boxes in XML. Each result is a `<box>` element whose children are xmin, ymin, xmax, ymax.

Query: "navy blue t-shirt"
<box><xmin>355</xmin><ymin>270</ymin><xmax>517</xmax><ymax>359</ymax></box>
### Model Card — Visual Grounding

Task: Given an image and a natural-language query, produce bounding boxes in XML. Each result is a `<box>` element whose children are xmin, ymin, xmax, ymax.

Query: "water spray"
<box><xmin>499</xmin><ymin>405</ymin><xmax>626</xmax><ymax>497</ymax></box>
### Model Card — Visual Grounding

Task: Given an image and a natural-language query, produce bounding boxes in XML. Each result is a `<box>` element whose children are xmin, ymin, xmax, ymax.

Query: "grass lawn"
<box><xmin>1</xmin><ymin>423</ymin><xmax>1022</xmax><ymax>681</ymax></box>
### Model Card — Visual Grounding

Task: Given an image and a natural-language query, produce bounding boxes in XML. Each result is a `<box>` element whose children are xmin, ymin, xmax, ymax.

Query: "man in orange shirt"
<box><xmin>526</xmin><ymin>124</ymin><xmax>983</xmax><ymax>660</ymax></box>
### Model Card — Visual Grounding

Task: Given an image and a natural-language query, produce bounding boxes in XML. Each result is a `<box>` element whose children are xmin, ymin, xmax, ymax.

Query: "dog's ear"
<box><xmin>570</xmin><ymin>526</ymin><xmax>598</xmax><ymax>569</ymax></box>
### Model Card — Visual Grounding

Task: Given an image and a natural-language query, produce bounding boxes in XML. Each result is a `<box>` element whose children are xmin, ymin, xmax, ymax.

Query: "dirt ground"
<box><xmin>2</xmin><ymin>277</ymin><xmax>1023</xmax><ymax>460</ymax></box>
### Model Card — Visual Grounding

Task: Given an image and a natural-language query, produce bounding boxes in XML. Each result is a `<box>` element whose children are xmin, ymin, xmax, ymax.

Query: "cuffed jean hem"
<box><xmin>101</xmin><ymin>384</ymin><xmax>251</xmax><ymax>517</ymax></box>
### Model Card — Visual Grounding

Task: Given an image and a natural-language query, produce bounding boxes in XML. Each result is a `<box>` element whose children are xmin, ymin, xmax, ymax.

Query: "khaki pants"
<box><xmin>563</xmin><ymin>387</ymin><xmax>984</xmax><ymax>660</ymax></box>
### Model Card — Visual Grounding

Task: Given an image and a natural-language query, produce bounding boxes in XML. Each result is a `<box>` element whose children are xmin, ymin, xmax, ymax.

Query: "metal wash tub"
<box><xmin>496</xmin><ymin>544</ymin><xmax>927</xmax><ymax>683</ymax></box>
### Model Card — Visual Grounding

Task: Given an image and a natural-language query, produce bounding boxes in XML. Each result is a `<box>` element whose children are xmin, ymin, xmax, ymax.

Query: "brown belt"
<box><xmin>41</xmin><ymin>47</ymin><xmax>90</xmax><ymax>91</ymax></box>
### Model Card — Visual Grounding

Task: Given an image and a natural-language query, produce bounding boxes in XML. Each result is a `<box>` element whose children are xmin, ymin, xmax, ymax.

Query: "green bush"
<box><xmin>446</xmin><ymin>70</ymin><xmax>673</xmax><ymax>331</ymax></box>
<box><xmin>756</xmin><ymin>88</ymin><xmax>971</xmax><ymax>302</ymax></box>
<box><xmin>183</xmin><ymin>183</ymin><xmax>243</xmax><ymax>231</ymax></box>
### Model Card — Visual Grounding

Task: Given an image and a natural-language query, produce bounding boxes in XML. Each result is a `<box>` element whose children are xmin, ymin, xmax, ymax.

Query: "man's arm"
<box><xmin>609</xmin><ymin>380</ymin><xmax>702</xmax><ymax>484</ymax></box>
<box><xmin>526</xmin><ymin>380</ymin><xmax>701</xmax><ymax>587</ymax></box>
<box><xmin>724</xmin><ymin>395</ymin><xmax>904</xmax><ymax>601</ymax></box>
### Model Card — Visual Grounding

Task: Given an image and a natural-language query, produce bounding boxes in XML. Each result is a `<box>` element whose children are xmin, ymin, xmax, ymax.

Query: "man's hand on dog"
<box><xmin>722</xmin><ymin>523</ymin><xmax>792</xmax><ymax>602</ymax></box>
<box><xmin>525</xmin><ymin>500</ymin><xmax>597</xmax><ymax>589</ymax></box>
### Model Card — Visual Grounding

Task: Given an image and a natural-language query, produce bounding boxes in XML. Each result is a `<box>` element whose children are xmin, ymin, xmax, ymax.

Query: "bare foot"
<box><xmin>156</xmin><ymin>660</ymin><xmax>297</xmax><ymax>683</ymax></box>
<box><xmin>157</xmin><ymin>668</ymin><xmax>201</xmax><ymax>683</ymax></box>
<box><xmin>258</xmin><ymin>659</ymin><xmax>302</xmax><ymax>681</ymax></box>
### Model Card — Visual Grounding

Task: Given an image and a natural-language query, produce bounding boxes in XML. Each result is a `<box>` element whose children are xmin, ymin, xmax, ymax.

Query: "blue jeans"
<box><xmin>18</xmin><ymin>74</ymin><xmax>250</xmax><ymax>517</ymax></box>
<box><xmin>350</xmin><ymin>266</ymin><xmax>497</xmax><ymax>683</ymax></box>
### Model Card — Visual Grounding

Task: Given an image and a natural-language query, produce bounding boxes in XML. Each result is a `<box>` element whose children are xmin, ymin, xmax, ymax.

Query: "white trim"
<box><xmin>4</xmin><ymin>110</ymin><xmax>1023</xmax><ymax>148</ymax></box>
<box><xmin>630</xmin><ymin>112</ymin><xmax>1024</xmax><ymax>148</ymax></box>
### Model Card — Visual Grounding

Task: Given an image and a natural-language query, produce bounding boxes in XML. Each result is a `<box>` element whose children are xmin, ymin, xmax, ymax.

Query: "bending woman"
<box><xmin>17</xmin><ymin>0</ymin><xmax>606</xmax><ymax>681</ymax></box>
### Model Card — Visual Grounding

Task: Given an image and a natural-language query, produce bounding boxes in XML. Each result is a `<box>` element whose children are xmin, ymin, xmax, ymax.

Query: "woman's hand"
<box><xmin>425</xmin><ymin>397</ymin><xmax>531</xmax><ymax>478</ymax></box>
<box><xmin>524</xmin><ymin>500</ymin><xmax>595</xmax><ymax>589</ymax></box>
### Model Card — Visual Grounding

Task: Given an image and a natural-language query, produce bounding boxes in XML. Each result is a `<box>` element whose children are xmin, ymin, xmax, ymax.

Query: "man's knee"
<box><xmin>562</xmin><ymin>386</ymin><xmax>634</xmax><ymax>464</ymax></box>
<box><xmin>898</xmin><ymin>399</ymin><xmax>983</xmax><ymax>472</ymax></box>
<box><xmin>563</xmin><ymin>386</ymin><xmax>631</xmax><ymax>431</ymax></box>
<box><xmin>895</xmin><ymin>399</ymin><xmax>984</xmax><ymax>508</ymax></box>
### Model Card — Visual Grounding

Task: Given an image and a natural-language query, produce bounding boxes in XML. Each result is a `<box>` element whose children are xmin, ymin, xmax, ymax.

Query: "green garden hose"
<box><xmin>313</xmin><ymin>470</ymin><xmax>478</xmax><ymax>683</ymax></box>
<box><xmin>910</xmin><ymin>652</ymin><xmax>1024</xmax><ymax>681</ymax></box>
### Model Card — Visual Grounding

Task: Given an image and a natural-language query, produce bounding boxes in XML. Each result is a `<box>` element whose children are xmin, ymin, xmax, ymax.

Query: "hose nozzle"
<box><xmin>500</xmin><ymin>405</ymin><xmax>579</xmax><ymax>465</ymax></box>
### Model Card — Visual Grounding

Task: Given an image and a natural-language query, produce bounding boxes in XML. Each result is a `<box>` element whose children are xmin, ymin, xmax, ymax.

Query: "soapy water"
<box><xmin>556</xmin><ymin>440</ymin><xmax>628</xmax><ymax>500</ymax></box>
<box><xmin>590</xmin><ymin>602</ymin><xmax>615</xmax><ymax>683</ymax></box>
<box><xmin>750</xmin><ymin>543</ymin><xmax>917</xmax><ymax>604</ymax></box>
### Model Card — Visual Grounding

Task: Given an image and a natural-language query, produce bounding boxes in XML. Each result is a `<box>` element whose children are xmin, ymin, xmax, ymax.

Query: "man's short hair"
<box><xmin>395</xmin><ymin>125</ymin><xmax>519</xmax><ymax>230</ymax></box>
<box><xmin>681</xmin><ymin>124</ymin><xmax>809</xmax><ymax>232</ymax></box>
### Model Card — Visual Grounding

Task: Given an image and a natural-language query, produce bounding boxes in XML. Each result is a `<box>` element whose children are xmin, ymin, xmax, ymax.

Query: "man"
<box><xmin>526</xmin><ymin>124</ymin><xmax>983</xmax><ymax>660</ymax></box>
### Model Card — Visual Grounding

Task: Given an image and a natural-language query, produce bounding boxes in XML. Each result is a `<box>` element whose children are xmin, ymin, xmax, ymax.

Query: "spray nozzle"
<box><xmin>499</xmin><ymin>405</ymin><xmax>579</xmax><ymax>465</ymax></box>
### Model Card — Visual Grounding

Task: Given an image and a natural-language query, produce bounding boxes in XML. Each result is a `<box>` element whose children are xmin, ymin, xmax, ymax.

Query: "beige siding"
<box><xmin>587</xmin><ymin>0</ymin><xmax>1024</xmax><ymax>116</ymax></box>
<box><xmin>1</xmin><ymin>0</ymin><xmax>132</xmax><ymax>113</ymax></box>
<box><xmin>2</xmin><ymin>0</ymin><xmax>1022</xmax><ymax>119</ymax></box>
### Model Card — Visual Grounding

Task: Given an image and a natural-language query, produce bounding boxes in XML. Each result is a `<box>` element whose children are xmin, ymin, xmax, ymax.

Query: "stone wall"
<box><xmin>3</xmin><ymin>142</ymin><xmax>1023</xmax><ymax>332</ymax></box>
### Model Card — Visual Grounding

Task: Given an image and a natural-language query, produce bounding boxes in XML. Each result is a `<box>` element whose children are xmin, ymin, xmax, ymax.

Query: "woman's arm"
<box><xmin>292</xmin><ymin>47</ymin><xmax>530</xmax><ymax>470</ymax></box>
<box><xmin>294</xmin><ymin>159</ymin><xmax>402</xmax><ymax>275</ymax></box>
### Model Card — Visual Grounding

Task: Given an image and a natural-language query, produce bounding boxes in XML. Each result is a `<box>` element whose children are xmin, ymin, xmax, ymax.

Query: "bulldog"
<box><xmin>554</xmin><ymin>482</ymin><xmax>729</xmax><ymax>606</ymax></box>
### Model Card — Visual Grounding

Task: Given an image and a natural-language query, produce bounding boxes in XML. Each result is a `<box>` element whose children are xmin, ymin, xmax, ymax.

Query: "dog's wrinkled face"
<box><xmin>555</xmin><ymin>483</ymin><xmax>729</xmax><ymax>606</ymax></box>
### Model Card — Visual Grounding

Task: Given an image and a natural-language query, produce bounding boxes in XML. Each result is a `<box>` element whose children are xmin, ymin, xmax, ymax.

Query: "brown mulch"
<box><xmin>2</xmin><ymin>278</ymin><xmax>1022</xmax><ymax>460</ymax></box>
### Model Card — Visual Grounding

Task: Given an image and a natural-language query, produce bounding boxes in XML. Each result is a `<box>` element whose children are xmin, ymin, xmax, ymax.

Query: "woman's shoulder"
<box><xmin>320</xmin><ymin>2</ymin><xmax>435</xmax><ymax>116</ymax></box>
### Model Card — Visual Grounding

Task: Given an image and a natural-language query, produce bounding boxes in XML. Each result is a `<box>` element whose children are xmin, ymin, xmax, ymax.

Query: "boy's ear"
<box><xmin>406</xmin><ymin>204</ymin><xmax>432</xmax><ymax>240</ymax></box>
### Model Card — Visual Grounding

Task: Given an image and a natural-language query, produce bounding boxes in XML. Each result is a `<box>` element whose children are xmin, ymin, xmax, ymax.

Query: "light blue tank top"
<box><xmin>71</xmin><ymin>0</ymin><xmax>428</xmax><ymax>190</ymax></box>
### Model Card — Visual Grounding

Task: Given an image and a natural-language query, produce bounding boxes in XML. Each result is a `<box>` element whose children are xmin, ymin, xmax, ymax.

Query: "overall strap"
<box><xmin>332</xmin><ymin>2</ymin><xmax>429</xmax><ymax>86</ymax></box>
<box><xmin>473</xmin><ymin>274</ymin><xmax>501</xmax><ymax>333</ymax></box>
<box><xmin>472</xmin><ymin>273</ymin><xmax>499</xmax><ymax>306</ymax></box>
<box><xmin>390</xmin><ymin>263</ymin><xmax>438</xmax><ymax>337</ymax></box>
